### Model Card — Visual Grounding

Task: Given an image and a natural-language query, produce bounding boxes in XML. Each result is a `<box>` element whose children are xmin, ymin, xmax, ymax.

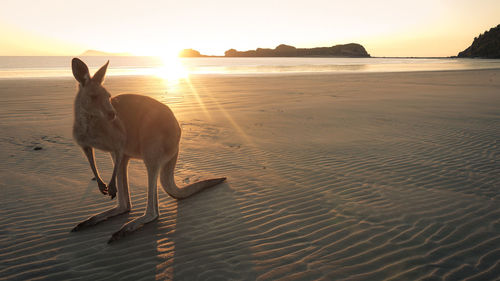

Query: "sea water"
<box><xmin>1</xmin><ymin>56</ymin><xmax>499</xmax><ymax>79</ymax></box>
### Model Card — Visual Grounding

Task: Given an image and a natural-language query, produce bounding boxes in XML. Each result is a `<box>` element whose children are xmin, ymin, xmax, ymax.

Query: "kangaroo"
<box><xmin>70</xmin><ymin>58</ymin><xmax>226</xmax><ymax>243</ymax></box>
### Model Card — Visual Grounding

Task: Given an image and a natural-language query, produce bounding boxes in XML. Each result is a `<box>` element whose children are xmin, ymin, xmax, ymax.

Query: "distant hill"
<box><xmin>458</xmin><ymin>24</ymin><xmax>500</xmax><ymax>58</ymax></box>
<box><xmin>80</xmin><ymin>50</ymin><xmax>130</xmax><ymax>56</ymax></box>
<box><xmin>224</xmin><ymin>43</ymin><xmax>370</xmax><ymax>58</ymax></box>
<box><xmin>178</xmin><ymin>49</ymin><xmax>207</xmax><ymax>57</ymax></box>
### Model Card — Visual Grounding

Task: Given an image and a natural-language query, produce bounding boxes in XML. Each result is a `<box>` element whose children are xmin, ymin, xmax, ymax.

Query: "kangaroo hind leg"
<box><xmin>108</xmin><ymin>149</ymin><xmax>164</xmax><ymax>243</ymax></box>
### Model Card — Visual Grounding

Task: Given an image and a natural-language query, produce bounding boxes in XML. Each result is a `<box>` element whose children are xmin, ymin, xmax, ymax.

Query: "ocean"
<box><xmin>1</xmin><ymin>56</ymin><xmax>500</xmax><ymax>79</ymax></box>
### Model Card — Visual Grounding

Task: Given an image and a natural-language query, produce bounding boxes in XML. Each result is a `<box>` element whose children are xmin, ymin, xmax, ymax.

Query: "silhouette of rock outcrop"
<box><xmin>458</xmin><ymin>24</ymin><xmax>500</xmax><ymax>58</ymax></box>
<box><xmin>224</xmin><ymin>43</ymin><xmax>370</xmax><ymax>57</ymax></box>
<box><xmin>179</xmin><ymin>49</ymin><xmax>207</xmax><ymax>57</ymax></box>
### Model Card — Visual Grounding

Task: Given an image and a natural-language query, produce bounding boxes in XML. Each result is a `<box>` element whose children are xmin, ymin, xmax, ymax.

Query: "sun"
<box><xmin>157</xmin><ymin>52</ymin><xmax>189</xmax><ymax>82</ymax></box>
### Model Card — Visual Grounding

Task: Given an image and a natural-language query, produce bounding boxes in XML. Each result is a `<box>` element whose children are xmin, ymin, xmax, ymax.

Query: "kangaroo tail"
<box><xmin>159</xmin><ymin>153</ymin><xmax>226</xmax><ymax>200</ymax></box>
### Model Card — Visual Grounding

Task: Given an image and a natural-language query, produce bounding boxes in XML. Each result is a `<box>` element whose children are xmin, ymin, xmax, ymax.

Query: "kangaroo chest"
<box><xmin>73</xmin><ymin>114</ymin><xmax>115</xmax><ymax>152</ymax></box>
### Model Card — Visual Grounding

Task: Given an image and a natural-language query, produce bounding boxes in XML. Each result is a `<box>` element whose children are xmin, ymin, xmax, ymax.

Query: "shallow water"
<box><xmin>1</xmin><ymin>56</ymin><xmax>500</xmax><ymax>79</ymax></box>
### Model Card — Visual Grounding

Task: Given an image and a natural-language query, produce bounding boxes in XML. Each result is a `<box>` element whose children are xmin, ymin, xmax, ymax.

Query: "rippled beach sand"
<box><xmin>1</xmin><ymin>69</ymin><xmax>499</xmax><ymax>280</ymax></box>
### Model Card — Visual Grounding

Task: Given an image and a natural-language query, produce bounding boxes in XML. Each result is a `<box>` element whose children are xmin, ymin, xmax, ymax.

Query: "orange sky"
<box><xmin>1</xmin><ymin>0</ymin><xmax>499</xmax><ymax>57</ymax></box>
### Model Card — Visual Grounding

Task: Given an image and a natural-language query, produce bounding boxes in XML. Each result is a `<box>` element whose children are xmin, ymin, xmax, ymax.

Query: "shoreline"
<box><xmin>1</xmin><ymin>66</ymin><xmax>500</xmax><ymax>81</ymax></box>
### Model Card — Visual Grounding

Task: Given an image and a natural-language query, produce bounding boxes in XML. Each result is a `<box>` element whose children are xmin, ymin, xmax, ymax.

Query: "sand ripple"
<box><xmin>0</xmin><ymin>72</ymin><xmax>499</xmax><ymax>280</ymax></box>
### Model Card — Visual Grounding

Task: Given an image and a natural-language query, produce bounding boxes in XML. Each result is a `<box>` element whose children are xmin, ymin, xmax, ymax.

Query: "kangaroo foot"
<box><xmin>71</xmin><ymin>207</ymin><xmax>129</xmax><ymax>232</ymax></box>
<box><xmin>71</xmin><ymin>217</ymin><xmax>99</xmax><ymax>232</ymax></box>
<box><xmin>108</xmin><ymin>214</ymin><xmax>158</xmax><ymax>243</ymax></box>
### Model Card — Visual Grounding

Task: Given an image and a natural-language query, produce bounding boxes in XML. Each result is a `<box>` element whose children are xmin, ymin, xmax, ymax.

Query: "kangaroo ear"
<box><xmin>92</xmin><ymin>60</ymin><xmax>109</xmax><ymax>84</ymax></box>
<box><xmin>72</xmin><ymin>58</ymin><xmax>90</xmax><ymax>86</ymax></box>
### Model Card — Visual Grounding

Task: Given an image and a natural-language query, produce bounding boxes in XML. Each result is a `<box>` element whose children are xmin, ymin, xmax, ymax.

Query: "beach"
<box><xmin>0</xmin><ymin>69</ymin><xmax>499</xmax><ymax>280</ymax></box>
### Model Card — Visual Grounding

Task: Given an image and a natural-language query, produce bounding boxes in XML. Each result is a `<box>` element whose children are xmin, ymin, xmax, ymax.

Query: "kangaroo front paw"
<box><xmin>97</xmin><ymin>180</ymin><xmax>108</xmax><ymax>195</ymax></box>
<box><xmin>107</xmin><ymin>182</ymin><xmax>117</xmax><ymax>199</ymax></box>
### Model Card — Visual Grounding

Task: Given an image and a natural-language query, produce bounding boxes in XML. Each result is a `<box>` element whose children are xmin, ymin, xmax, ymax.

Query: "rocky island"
<box><xmin>225</xmin><ymin>43</ymin><xmax>370</xmax><ymax>57</ymax></box>
<box><xmin>458</xmin><ymin>24</ymin><xmax>500</xmax><ymax>58</ymax></box>
<box><xmin>179</xmin><ymin>43</ymin><xmax>370</xmax><ymax>58</ymax></box>
<box><xmin>178</xmin><ymin>49</ymin><xmax>208</xmax><ymax>57</ymax></box>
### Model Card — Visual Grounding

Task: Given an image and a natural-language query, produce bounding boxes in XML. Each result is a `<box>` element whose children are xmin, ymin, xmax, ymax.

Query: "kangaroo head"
<box><xmin>72</xmin><ymin>58</ymin><xmax>116</xmax><ymax>121</ymax></box>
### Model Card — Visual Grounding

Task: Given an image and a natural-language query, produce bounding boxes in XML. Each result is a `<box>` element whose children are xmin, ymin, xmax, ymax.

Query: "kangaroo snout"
<box><xmin>106</xmin><ymin>110</ymin><xmax>116</xmax><ymax>121</ymax></box>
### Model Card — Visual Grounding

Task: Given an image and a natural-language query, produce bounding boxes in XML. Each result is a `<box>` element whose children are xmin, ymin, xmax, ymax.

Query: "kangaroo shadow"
<box><xmin>157</xmin><ymin>182</ymin><xmax>257</xmax><ymax>280</ymax></box>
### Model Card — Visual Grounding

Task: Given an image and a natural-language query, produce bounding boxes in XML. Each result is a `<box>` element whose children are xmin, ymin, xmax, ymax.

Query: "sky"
<box><xmin>0</xmin><ymin>0</ymin><xmax>499</xmax><ymax>57</ymax></box>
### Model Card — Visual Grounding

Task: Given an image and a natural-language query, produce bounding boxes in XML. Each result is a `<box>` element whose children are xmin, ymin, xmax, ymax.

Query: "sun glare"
<box><xmin>157</xmin><ymin>53</ymin><xmax>189</xmax><ymax>83</ymax></box>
